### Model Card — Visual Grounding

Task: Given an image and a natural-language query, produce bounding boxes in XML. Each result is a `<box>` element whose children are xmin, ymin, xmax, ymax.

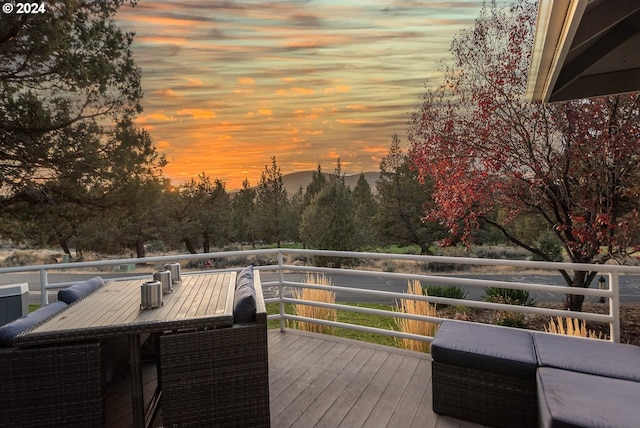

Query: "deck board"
<box><xmin>268</xmin><ymin>329</ymin><xmax>449</xmax><ymax>428</ymax></box>
<box><xmin>363</xmin><ymin>354</ymin><xmax>419</xmax><ymax>427</ymax></box>
<box><xmin>279</xmin><ymin>342</ymin><xmax>362</xmax><ymax>427</ymax></box>
<box><xmin>105</xmin><ymin>329</ymin><xmax>487</xmax><ymax>428</ymax></box>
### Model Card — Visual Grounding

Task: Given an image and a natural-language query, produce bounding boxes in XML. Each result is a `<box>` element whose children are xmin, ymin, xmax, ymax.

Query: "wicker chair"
<box><xmin>0</xmin><ymin>341</ymin><xmax>104</xmax><ymax>428</ymax></box>
<box><xmin>0</xmin><ymin>278</ymin><xmax>123</xmax><ymax>428</ymax></box>
<box><xmin>159</xmin><ymin>270</ymin><xmax>270</xmax><ymax>428</ymax></box>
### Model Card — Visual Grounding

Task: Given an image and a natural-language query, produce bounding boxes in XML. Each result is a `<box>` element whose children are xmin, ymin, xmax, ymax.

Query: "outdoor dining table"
<box><xmin>16</xmin><ymin>271</ymin><xmax>236</xmax><ymax>428</ymax></box>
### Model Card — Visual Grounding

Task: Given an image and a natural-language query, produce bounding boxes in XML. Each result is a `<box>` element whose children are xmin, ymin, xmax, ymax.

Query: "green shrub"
<box><xmin>472</xmin><ymin>245</ymin><xmax>530</xmax><ymax>260</ymax></box>
<box><xmin>483</xmin><ymin>287</ymin><xmax>536</xmax><ymax>329</ymax></box>
<box><xmin>422</xmin><ymin>262</ymin><xmax>458</xmax><ymax>272</ymax></box>
<box><xmin>495</xmin><ymin>313</ymin><xmax>526</xmax><ymax>328</ymax></box>
<box><xmin>483</xmin><ymin>287</ymin><xmax>536</xmax><ymax>306</ymax></box>
<box><xmin>425</xmin><ymin>285</ymin><xmax>468</xmax><ymax>308</ymax></box>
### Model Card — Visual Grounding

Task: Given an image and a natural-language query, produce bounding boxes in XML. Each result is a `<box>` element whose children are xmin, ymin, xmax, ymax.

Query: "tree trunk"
<box><xmin>203</xmin><ymin>237</ymin><xmax>210</xmax><ymax>254</ymax></box>
<box><xmin>565</xmin><ymin>271</ymin><xmax>587</xmax><ymax>312</ymax></box>
<box><xmin>184</xmin><ymin>239</ymin><xmax>198</xmax><ymax>254</ymax></box>
<box><xmin>418</xmin><ymin>242</ymin><xmax>434</xmax><ymax>256</ymax></box>
<box><xmin>135</xmin><ymin>239</ymin><xmax>146</xmax><ymax>258</ymax></box>
<box><xmin>60</xmin><ymin>240</ymin><xmax>72</xmax><ymax>258</ymax></box>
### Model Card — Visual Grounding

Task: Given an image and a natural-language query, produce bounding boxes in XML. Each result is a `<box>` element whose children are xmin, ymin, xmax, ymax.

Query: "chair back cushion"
<box><xmin>236</xmin><ymin>265</ymin><xmax>254</xmax><ymax>289</ymax></box>
<box><xmin>233</xmin><ymin>266</ymin><xmax>256</xmax><ymax>323</ymax></box>
<box><xmin>0</xmin><ymin>301</ymin><xmax>68</xmax><ymax>347</ymax></box>
<box><xmin>57</xmin><ymin>276</ymin><xmax>104</xmax><ymax>304</ymax></box>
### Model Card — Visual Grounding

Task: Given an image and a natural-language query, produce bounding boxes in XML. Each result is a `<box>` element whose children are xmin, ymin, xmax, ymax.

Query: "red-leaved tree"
<box><xmin>408</xmin><ymin>0</ymin><xmax>640</xmax><ymax>311</ymax></box>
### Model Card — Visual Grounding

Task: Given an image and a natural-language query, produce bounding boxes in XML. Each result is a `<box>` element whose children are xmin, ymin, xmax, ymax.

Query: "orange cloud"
<box><xmin>336</xmin><ymin>118</ymin><xmax>372</xmax><ymax>125</ymax></box>
<box><xmin>257</xmin><ymin>109</ymin><xmax>273</xmax><ymax>116</ymax></box>
<box><xmin>234</xmin><ymin>88</ymin><xmax>255</xmax><ymax>95</ymax></box>
<box><xmin>293</xmin><ymin>109</ymin><xmax>320</xmax><ymax>120</ymax></box>
<box><xmin>156</xmin><ymin>88</ymin><xmax>179</xmax><ymax>98</ymax></box>
<box><xmin>136</xmin><ymin>35</ymin><xmax>189</xmax><ymax>45</ymax></box>
<box><xmin>136</xmin><ymin>112</ymin><xmax>175</xmax><ymax>123</ymax></box>
<box><xmin>121</xmin><ymin>15</ymin><xmax>201</xmax><ymax>28</ymax></box>
<box><xmin>214</xmin><ymin>121</ymin><xmax>243</xmax><ymax>133</ymax></box>
<box><xmin>176</xmin><ymin>109</ymin><xmax>216</xmax><ymax>119</ymax></box>
<box><xmin>362</xmin><ymin>146</ymin><xmax>387</xmax><ymax>154</ymax></box>
<box><xmin>285</xmin><ymin>40</ymin><xmax>320</xmax><ymax>49</ymax></box>
<box><xmin>327</xmin><ymin>150</ymin><xmax>340</xmax><ymax>159</ymax></box>
<box><xmin>238</xmin><ymin>77</ymin><xmax>255</xmax><ymax>85</ymax></box>
<box><xmin>156</xmin><ymin>140</ymin><xmax>171</xmax><ymax>150</ymax></box>
<box><xmin>324</xmin><ymin>86</ymin><xmax>351</xmax><ymax>94</ymax></box>
<box><xmin>186</xmin><ymin>78</ymin><xmax>203</xmax><ymax>87</ymax></box>
<box><xmin>276</xmin><ymin>87</ymin><xmax>316</xmax><ymax>96</ymax></box>
<box><xmin>283</xmin><ymin>34</ymin><xmax>350</xmax><ymax>50</ymax></box>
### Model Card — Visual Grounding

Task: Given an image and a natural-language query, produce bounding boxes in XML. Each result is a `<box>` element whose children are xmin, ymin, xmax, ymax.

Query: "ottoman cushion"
<box><xmin>537</xmin><ymin>367</ymin><xmax>640</xmax><ymax>428</ymax></box>
<box><xmin>534</xmin><ymin>333</ymin><xmax>640</xmax><ymax>381</ymax></box>
<box><xmin>432</xmin><ymin>320</ymin><xmax>537</xmax><ymax>378</ymax></box>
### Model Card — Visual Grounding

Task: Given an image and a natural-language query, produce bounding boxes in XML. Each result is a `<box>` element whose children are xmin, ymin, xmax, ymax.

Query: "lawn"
<box><xmin>267</xmin><ymin>302</ymin><xmax>398</xmax><ymax>347</ymax></box>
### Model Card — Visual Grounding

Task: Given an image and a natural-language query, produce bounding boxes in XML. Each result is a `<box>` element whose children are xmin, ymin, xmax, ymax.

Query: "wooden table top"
<box><xmin>17</xmin><ymin>271</ymin><xmax>236</xmax><ymax>346</ymax></box>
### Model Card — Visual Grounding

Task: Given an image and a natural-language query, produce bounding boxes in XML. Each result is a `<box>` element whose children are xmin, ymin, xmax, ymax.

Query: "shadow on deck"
<box><xmin>106</xmin><ymin>329</ymin><xmax>486</xmax><ymax>428</ymax></box>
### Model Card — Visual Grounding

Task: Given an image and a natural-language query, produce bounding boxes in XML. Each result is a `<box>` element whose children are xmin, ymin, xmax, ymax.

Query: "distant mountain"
<box><xmin>281</xmin><ymin>171</ymin><xmax>380</xmax><ymax>196</ymax></box>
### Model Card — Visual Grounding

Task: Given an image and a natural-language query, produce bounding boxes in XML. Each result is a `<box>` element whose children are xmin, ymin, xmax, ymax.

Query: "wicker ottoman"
<box><xmin>431</xmin><ymin>320</ymin><xmax>538</xmax><ymax>428</ymax></box>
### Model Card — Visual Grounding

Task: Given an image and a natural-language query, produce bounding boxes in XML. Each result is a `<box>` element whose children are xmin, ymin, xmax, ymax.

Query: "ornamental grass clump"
<box><xmin>545</xmin><ymin>317</ymin><xmax>607</xmax><ymax>340</ymax></box>
<box><xmin>394</xmin><ymin>280</ymin><xmax>438</xmax><ymax>353</ymax></box>
<box><xmin>291</xmin><ymin>273</ymin><xmax>337</xmax><ymax>335</ymax></box>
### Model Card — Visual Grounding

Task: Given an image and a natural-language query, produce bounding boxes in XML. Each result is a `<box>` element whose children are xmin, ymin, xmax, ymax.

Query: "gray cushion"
<box><xmin>0</xmin><ymin>301</ymin><xmax>68</xmax><ymax>347</ymax></box>
<box><xmin>233</xmin><ymin>285</ymin><xmax>256</xmax><ymax>324</ymax></box>
<box><xmin>533</xmin><ymin>332</ymin><xmax>640</xmax><ymax>382</ymax></box>
<box><xmin>537</xmin><ymin>367</ymin><xmax>640</xmax><ymax>428</ymax></box>
<box><xmin>431</xmin><ymin>320</ymin><xmax>537</xmax><ymax>378</ymax></box>
<box><xmin>233</xmin><ymin>266</ymin><xmax>256</xmax><ymax>323</ymax></box>
<box><xmin>57</xmin><ymin>276</ymin><xmax>104</xmax><ymax>304</ymax></box>
<box><xmin>236</xmin><ymin>265</ymin><xmax>254</xmax><ymax>290</ymax></box>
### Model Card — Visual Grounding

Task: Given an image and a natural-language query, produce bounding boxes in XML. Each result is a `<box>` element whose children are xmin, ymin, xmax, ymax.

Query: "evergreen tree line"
<box><xmin>0</xmin><ymin>134</ymin><xmax>452</xmax><ymax>260</ymax></box>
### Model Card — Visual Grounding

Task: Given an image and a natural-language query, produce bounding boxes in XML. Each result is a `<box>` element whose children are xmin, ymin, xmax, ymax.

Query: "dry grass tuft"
<box><xmin>291</xmin><ymin>273</ymin><xmax>337</xmax><ymax>335</ymax></box>
<box><xmin>394</xmin><ymin>280</ymin><xmax>438</xmax><ymax>353</ymax></box>
<box><xmin>545</xmin><ymin>317</ymin><xmax>607</xmax><ymax>340</ymax></box>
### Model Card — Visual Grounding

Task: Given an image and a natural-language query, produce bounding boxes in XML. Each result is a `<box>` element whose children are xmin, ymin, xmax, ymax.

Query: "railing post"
<box><xmin>278</xmin><ymin>250</ymin><xmax>285</xmax><ymax>332</ymax></box>
<box><xmin>40</xmin><ymin>269</ymin><xmax>48</xmax><ymax>306</ymax></box>
<box><xmin>609</xmin><ymin>271</ymin><xmax>620</xmax><ymax>343</ymax></box>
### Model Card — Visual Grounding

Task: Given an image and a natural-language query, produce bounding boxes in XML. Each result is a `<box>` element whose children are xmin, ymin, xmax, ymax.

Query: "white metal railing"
<box><xmin>0</xmin><ymin>248</ymin><xmax>633</xmax><ymax>342</ymax></box>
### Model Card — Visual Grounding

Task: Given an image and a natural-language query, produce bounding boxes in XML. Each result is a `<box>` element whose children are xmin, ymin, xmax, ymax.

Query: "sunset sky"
<box><xmin>116</xmin><ymin>1</ymin><xmax>506</xmax><ymax>190</ymax></box>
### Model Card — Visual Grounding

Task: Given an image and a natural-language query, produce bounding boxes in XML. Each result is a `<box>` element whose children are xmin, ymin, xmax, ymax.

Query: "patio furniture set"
<box><xmin>0</xmin><ymin>265</ymin><xmax>270</xmax><ymax>428</ymax></box>
<box><xmin>431</xmin><ymin>320</ymin><xmax>640</xmax><ymax>428</ymax></box>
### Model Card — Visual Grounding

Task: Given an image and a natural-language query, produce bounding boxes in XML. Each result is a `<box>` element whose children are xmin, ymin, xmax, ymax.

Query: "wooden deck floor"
<box><xmin>106</xmin><ymin>329</ymin><xmax>486</xmax><ymax>428</ymax></box>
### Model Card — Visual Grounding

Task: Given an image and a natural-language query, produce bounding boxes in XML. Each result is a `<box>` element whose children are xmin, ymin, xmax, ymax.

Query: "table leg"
<box><xmin>129</xmin><ymin>334</ymin><xmax>145</xmax><ymax>428</ymax></box>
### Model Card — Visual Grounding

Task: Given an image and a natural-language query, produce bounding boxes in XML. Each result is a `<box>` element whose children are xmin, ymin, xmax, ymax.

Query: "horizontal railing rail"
<box><xmin>0</xmin><ymin>248</ymin><xmax>633</xmax><ymax>342</ymax></box>
<box><xmin>264</xmin><ymin>272</ymin><xmax>614</xmax><ymax>344</ymax></box>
